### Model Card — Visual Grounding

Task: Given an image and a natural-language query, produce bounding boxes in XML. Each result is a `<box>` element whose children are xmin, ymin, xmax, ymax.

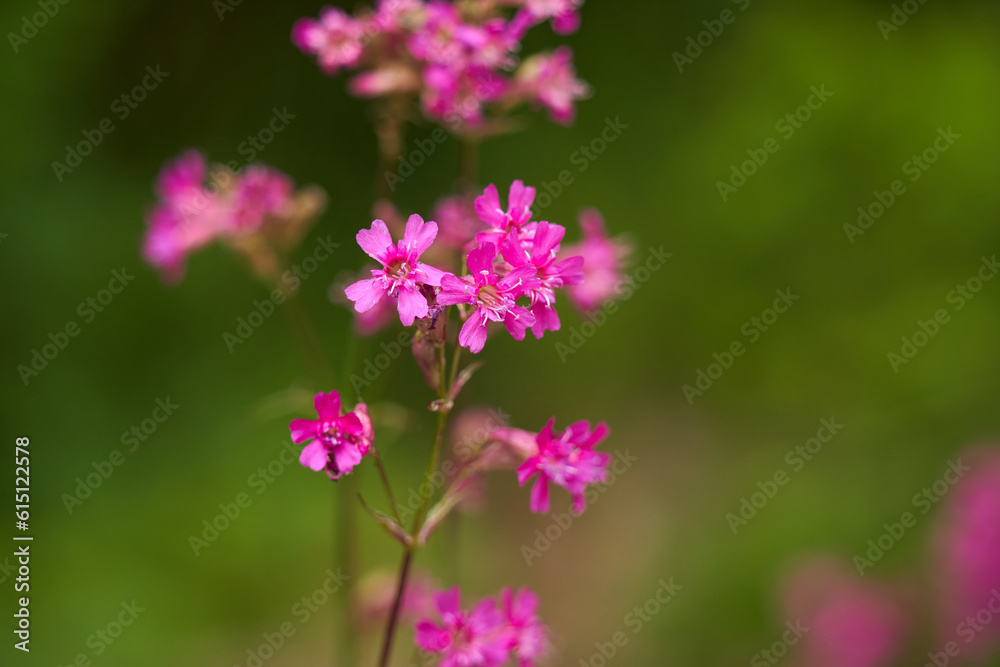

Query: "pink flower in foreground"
<box><xmin>437</xmin><ymin>243</ymin><xmax>540</xmax><ymax>353</ymax></box>
<box><xmin>501</xmin><ymin>222</ymin><xmax>584</xmax><ymax>338</ymax></box>
<box><xmin>345</xmin><ymin>215</ymin><xmax>446</xmax><ymax>326</ymax></box>
<box><xmin>560</xmin><ymin>208</ymin><xmax>630</xmax><ymax>313</ymax></box>
<box><xmin>415</xmin><ymin>587</ymin><xmax>508</xmax><ymax>667</ymax></box>
<box><xmin>782</xmin><ymin>558</ymin><xmax>907</xmax><ymax>667</ymax></box>
<box><xmin>292</xmin><ymin>7</ymin><xmax>365</xmax><ymax>75</ymax></box>
<box><xmin>290</xmin><ymin>392</ymin><xmax>372</xmax><ymax>480</ymax></box>
<box><xmin>501</xmin><ymin>587</ymin><xmax>547</xmax><ymax>667</ymax></box>
<box><xmin>936</xmin><ymin>449</ymin><xmax>1000</xmax><ymax>657</ymax></box>
<box><xmin>474</xmin><ymin>181</ymin><xmax>536</xmax><ymax>245</ymax></box>
<box><xmin>517</xmin><ymin>418</ymin><xmax>610</xmax><ymax>513</ymax></box>
<box><xmin>514</xmin><ymin>47</ymin><xmax>589</xmax><ymax>124</ymax></box>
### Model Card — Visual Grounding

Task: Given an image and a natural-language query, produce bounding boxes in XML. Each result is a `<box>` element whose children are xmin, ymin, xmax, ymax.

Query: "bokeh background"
<box><xmin>3</xmin><ymin>0</ymin><xmax>1000</xmax><ymax>665</ymax></box>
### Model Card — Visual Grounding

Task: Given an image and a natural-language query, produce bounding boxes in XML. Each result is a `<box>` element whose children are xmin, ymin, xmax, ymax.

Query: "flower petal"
<box><xmin>396</xmin><ymin>286</ymin><xmax>429</xmax><ymax>326</ymax></box>
<box><xmin>403</xmin><ymin>214</ymin><xmax>438</xmax><ymax>257</ymax></box>
<box><xmin>357</xmin><ymin>219</ymin><xmax>394</xmax><ymax>263</ymax></box>
<box><xmin>299</xmin><ymin>441</ymin><xmax>329</xmax><ymax>471</ymax></box>
<box><xmin>345</xmin><ymin>277</ymin><xmax>386</xmax><ymax>313</ymax></box>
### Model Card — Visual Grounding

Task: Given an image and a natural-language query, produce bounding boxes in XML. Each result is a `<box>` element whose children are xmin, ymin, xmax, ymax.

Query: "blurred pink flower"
<box><xmin>560</xmin><ymin>208</ymin><xmax>630</xmax><ymax>313</ymax></box>
<box><xmin>782</xmin><ymin>558</ymin><xmax>908</xmax><ymax>667</ymax></box>
<box><xmin>935</xmin><ymin>448</ymin><xmax>1000</xmax><ymax>657</ymax></box>
<box><xmin>415</xmin><ymin>587</ymin><xmax>508</xmax><ymax>667</ymax></box>
<box><xmin>514</xmin><ymin>47</ymin><xmax>589</xmax><ymax>124</ymax></box>
<box><xmin>501</xmin><ymin>587</ymin><xmax>548</xmax><ymax>667</ymax></box>
<box><xmin>292</xmin><ymin>7</ymin><xmax>365</xmax><ymax>75</ymax></box>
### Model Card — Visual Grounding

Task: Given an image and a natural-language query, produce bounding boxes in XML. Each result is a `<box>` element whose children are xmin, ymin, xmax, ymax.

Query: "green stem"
<box><xmin>373</xmin><ymin>452</ymin><xmax>402</xmax><ymax>525</ymax></box>
<box><xmin>378</xmin><ymin>547</ymin><xmax>413</xmax><ymax>667</ymax></box>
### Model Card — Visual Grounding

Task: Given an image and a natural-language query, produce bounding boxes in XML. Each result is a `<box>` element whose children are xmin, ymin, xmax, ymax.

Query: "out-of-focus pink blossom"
<box><xmin>415</xmin><ymin>587</ymin><xmax>508</xmax><ymax>667</ymax></box>
<box><xmin>560</xmin><ymin>208</ymin><xmax>630</xmax><ymax>313</ymax></box>
<box><xmin>936</xmin><ymin>449</ymin><xmax>1000</xmax><ymax>657</ymax></box>
<box><xmin>517</xmin><ymin>418</ymin><xmax>610</xmax><ymax>513</ymax></box>
<box><xmin>433</xmin><ymin>195</ymin><xmax>484</xmax><ymax>250</ymax></box>
<box><xmin>292</xmin><ymin>7</ymin><xmax>365</xmax><ymax>75</ymax></box>
<box><xmin>514</xmin><ymin>47</ymin><xmax>589</xmax><ymax>124</ymax></box>
<box><xmin>355</xmin><ymin>568</ymin><xmax>437</xmax><ymax>629</ymax></box>
<box><xmin>501</xmin><ymin>587</ymin><xmax>548</xmax><ymax>667</ymax></box>
<box><xmin>782</xmin><ymin>558</ymin><xmax>908</xmax><ymax>667</ymax></box>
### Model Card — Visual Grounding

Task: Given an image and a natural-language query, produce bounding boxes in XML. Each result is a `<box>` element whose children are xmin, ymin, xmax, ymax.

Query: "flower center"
<box><xmin>386</xmin><ymin>258</ymin><xmax>411</xmax><ymax>280</ymax></box>
<box><xmin>477</xmin><ymin>284</ymin><xmax>504</xmax><ymax>310</ymax></box>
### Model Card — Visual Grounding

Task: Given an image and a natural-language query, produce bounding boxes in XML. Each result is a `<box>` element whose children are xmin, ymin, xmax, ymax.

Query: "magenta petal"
<box><xmin>332</xmin><ymin>442</ymin><xmax>364</xmax><ymax>474</ymax></box>
<box><xmin>529</xmin><ymin>477</ymin><xmax>550</xmax><ymax>513</ymax></box>
<box><xmin>437</xmin><ymin>274</ymin><xmax>476</xmax><ymax>305</ymax></box>
<box><xmin>415</xmin><ymin>621</ymin><xmax>449</xmax><ymax>652</ymax></box>
<box><xmin>474</xmin><ymin>184</ymin><xmax>505</xmax><ymax>228</ymax></box>
<box><xmin>467</xmin><ymin>243</ymin><xmax>498</xmax><ymax>279</ymax></box>
<box><xmin>314</xmin><ymin>391</ymin><xmax>342</xmax><ymax>420</ymax></box>
<box><xmin>531</xmin><ymin>222</ymin><xmax>565</xmax><ymax>261</ymax></box>
<box><xmin>357</xmin><ymin>220</ymin><xmax>394</xmax><ymax>262</ymax></box>
<box><xmin>529</xmin><ymin>302</ymin><xmax>560</xmax><ymax>339</ymax></box>
<box><xmin>299</xmin><ymin>441</ymin><xmax>329</xmax><ymax>471</ymax></box>
<box><xmin>416</xmin><ymin>262</ymin><xmax>446</xmax><ymax>287</ymax></box>
<box><xmin>338</xmin><ymin>412</ymin><xmax>364</xmax><ymax>436</ymax></box>
<box><xmin>290</xmin><ymin>418</ymin><xmax>320</xmax><ymax>444</ymax></box>
<box><xmin>403</xmin><ymin>214</ymin><xmax>438</xmax><ymax>256</ymax></box>
<box><xmin>459</xmin><ymin>315</ymin><xmax>489</xmax><ymax>354</ymax></box>
<box><xmin>504</xmin><ymin>306</ymin><xmax>534</xmax><ymax>341</ymax></box>
<box><xmin>507</xmin><ymin>180</ymin><xmax>536</xmax><ymax>226</ymax></box>
<box><xmin>345</xmin><ymin>278</ymin><xmax>386</xmax><ymax>313</ymax></box>
<box><xmin>396</xmin><ymin>285</ymin><xmax>429</xmax><ymax>326</ymax></box>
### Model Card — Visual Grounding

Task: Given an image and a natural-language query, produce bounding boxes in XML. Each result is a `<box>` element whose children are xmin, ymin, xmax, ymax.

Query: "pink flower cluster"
<box><xmin>290</xmin><ymin>391</ymin><xmax>374</xmax><ymax>479</ymax></box>
<box><xmin>291</xmin><ymin>1</ymin><xmax>590</xmax><ymax>128</ymax></box>
<box><xmin>142</xmin><ymin>150</ymin><xmax>323</xmax><ymax>282</ymax></box>
<box><xmin>415</xmin><ymin>586</ymin><xmax>547</xmax><ymax>667</ymax></box>
<box><xmin>343</xmin><ymin>181</ymin><xmax>627</xmax><ymax>351</ymax></box>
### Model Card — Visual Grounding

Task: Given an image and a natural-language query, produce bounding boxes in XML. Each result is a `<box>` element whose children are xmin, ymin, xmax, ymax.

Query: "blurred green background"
<box><xmin>3</xmin><ymin>0</ymin><xmax>1000</xmax><ymax>665</ymax></box>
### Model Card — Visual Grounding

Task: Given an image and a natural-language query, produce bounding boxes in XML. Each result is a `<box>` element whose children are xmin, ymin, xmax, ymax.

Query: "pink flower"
<box><xmin>345</xmin><ymin>215</ymin><xmax>446</xmax><ymax>326</ymax></box>
<box><xmin>935</xmin><ymin>449</ymin><xmax>1000</xmax><ymax>657</ymax></box>
<box><xmin>500</xmin><ymin>588</ymin><xmax>547</xmax><ymax>667</ymax></box>
<box><xmin>422</xmin><ymin>62</ymin><xmax>507</xmax><ymax>127</ymax></box>
<box><xmin>290</xmin><ymin>391</ymin><xmax>372</xmax><ymax>480</ymax></box>
<box><xmin>407</xmin><ymin>2</ymin><xmax>464</xmax><ymax>64</ymax></box>
<box><xmin>348</xmin><ymin>64</ymin><xmax>422</xmax><ymax>98</ymax></box>
<box><xmin>437</xmin><ymin>243</ymin><xmax>540</xmax><ymax>353</ymax></box>
<box><xmin>782</xmin><ymin>558</ymin><xmax>907</xmax><ymax>667</ymax></box>
<box><xmin>514</xmin><ymin>47</ymin><xmax>589</xmax><ymax>124</ymax></box>
<box><xmin>520</xmin><ymin>0</ymin><xmax>584</xmax><ymax>34</ymax></box>
<box><xmin>433</xmin><ymin>195</ymin><xmax>484</xmax><ymax>250</ymax></box>
<box><xmin>560</xmin><ymin>208</ymin><xmax>630</xmax><ymax>313</ymax></box>
<box><xmin>230</xmin><ymin>166</ymin><xmax>293</xmax><ymax>232</ymax></box>
<box><xmin>355</xmin><ymin>568</ymin><xmax>437</xmax><ymax>629</ymax></box>
<box><xmin>415</xmin><ymin>587</ymin><xmax>508</xmax><ymax>667</ymax></box>
<box><xmin>501</xmin><ymin>222</ymin><xmax>583</xmax><ymax>338</ymax></box>
<box><xmin>292</xmin><ymin>7</ymin><xmax>365</xmax><ymax>75</ymax></box>
<box><xmin>517</xmin><ymin>418</ymin><xmax>610</xmax><ymax>513</ymax></box>
<box><xmin>474</xmin><ymin>181</ymin><xmax>536</xmax><ymax>246</ymax></box>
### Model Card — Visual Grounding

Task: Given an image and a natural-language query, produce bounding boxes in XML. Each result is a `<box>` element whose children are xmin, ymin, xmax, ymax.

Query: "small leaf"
<box><xmin>357</xmin><ymin>494</ymin><xmax>412</xmax><ymax>547</ymax></box>
<box><xmin>449</xmin><ymin>361</ymin><xmax>486</xmax><ymax>402</ymax></box>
